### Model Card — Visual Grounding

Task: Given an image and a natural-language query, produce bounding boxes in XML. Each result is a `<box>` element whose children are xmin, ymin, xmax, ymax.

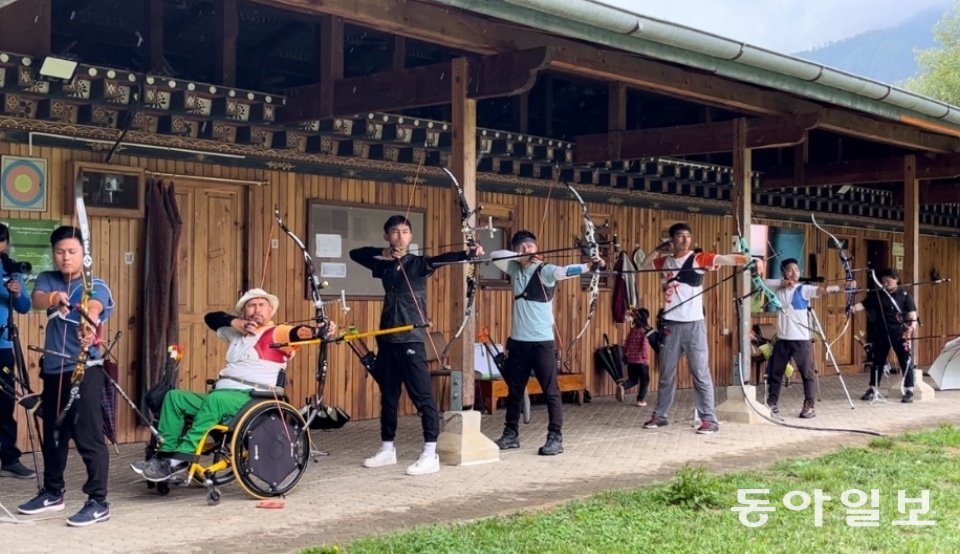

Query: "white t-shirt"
<box><xmin>215</xmin><ymin>325</ymin><xmax>291</xmax><ymax>390</ymax></box>
<box><xmin>654</xmin><ymin>251</ymin><xmax>717</xmax><ymax>322</ymax></box>
<box><xmin>765</xmin><ymin>280</ymin><xmax>820</xmax><ymax>341</ymax></box>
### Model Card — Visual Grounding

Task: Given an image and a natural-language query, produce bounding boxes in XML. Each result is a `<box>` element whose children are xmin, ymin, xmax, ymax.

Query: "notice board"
<box><xmin>306</xmin><ymin>200</ymin><xmax>426</xmax><ymax>298</ymax></box>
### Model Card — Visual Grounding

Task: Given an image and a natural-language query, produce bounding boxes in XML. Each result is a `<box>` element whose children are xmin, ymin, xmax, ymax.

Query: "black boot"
<box><xmin>538</xmin><ymin>431</ymin><xmax>564</xmax><ymax>456</ymax></box>
<box><xmin>799</xmin><ymin>400</ymin><xmax>816</xmax><ymax>419</ymax></box>
<box><xmin>494</xmin><ymin>426</ymin><xmax>520</xmax><ymax>450</ymax></box>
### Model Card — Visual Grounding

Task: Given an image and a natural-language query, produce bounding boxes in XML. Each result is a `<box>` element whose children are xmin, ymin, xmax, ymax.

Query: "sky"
<box><xmin>600</xmin><ymin>0</ymin><xmax>953</xmax><ymax>54</ymax></box>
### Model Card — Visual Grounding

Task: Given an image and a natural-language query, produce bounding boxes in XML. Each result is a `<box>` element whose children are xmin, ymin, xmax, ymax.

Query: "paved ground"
<box><xmin>1</xmin><ymin>373</ymin><xmax>956</xmax><ymax>553</ymax></box>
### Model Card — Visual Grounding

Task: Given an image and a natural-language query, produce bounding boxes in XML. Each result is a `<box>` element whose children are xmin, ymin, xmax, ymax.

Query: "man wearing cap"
<box><xmin>134</xmin><ymin>288</ymin><xmax>336</xmax><ymax>482</ymax></box>
<box><xmin>854</xmin><ymin>268</ymin><xmax>918</xmax><ymax>402</ymax></box>
<box><xmin>488</xmin><ymin>229</ymin><xmax>605</xmax><ymax>456</ymax></box>
<box><xmin>350</xmin><ymin>215</ymin><xmax>482</xmax><ymax>476</ymax></box>
<box><xmin>639</xmin><ymin>222</ymin><xmax>747</xmax><ymax>434</ymax></box>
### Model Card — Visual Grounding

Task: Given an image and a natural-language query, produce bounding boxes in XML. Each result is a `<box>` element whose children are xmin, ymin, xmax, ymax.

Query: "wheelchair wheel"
<box><xmin>230</xmin><ymin>400</ymin><xmax>310</xmax><ymax>499</ymax></box>
<box><xmin>194</xmin><ymin>444</ymin><xmax>236</xmax><ymax>487</ymax></box>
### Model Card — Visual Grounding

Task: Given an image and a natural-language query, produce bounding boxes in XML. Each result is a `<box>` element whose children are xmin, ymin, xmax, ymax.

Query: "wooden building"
<box><xmin>1</xmin><ymin>0</ymin><xmax>958</xmax><ymax>447</ymax></box>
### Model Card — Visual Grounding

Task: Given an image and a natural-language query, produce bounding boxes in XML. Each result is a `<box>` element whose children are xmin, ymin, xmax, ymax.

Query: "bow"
<box><xmin>55</xmin><ymin>188</ymin><xmax>96</xmax><ymax>444</ymax></box>
<box><xmin>811</xmin><ymin>215</ymin><xmax>855</xmax><ymax>345</ymax></box>
<box><xmin>564</xmin><ymin>181</ymin><xmax>601</xmax><ymax>344</ymax></box>
<box><xmin>273</xmin><ymin>208</ymin><xmax>337</xmax><ymax>417</ymax></box>
<box><xmin>734</xmin><ymin>215</ymin><xmax>782</xmax><ymax>313</ymax></box>
<box><xmin>440</xmin><ymin>167</ymin><xmax>492</xmax><ymax>355</ymax></box>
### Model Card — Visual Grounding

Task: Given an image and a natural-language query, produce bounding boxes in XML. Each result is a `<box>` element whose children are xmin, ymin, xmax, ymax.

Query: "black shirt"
<box><xmin>861</xmin><ymin>287</ymin><xmax>916</xmax><ymax>333</ymax></box>
<box><xmin>349</xmin><ymin>247</ymin><xmax>466</xmax><ymax>343</ymax></box>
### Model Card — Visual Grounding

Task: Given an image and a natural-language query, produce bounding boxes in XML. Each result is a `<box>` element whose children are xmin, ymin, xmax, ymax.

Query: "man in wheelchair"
<box><xmin>132</xmin><ymin>288</ymin><xmax>336</xmax><ymax>482</ymax></box>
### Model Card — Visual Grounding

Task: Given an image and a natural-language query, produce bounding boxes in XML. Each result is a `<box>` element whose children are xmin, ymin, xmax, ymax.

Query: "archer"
<box><xmin>487</xmin><ymin>229</ymin><xmax>605</xmax><ymax>456</ymax></box>
<box><xmin>19</xmin><ymin>226</ymin><xmax>115</xmax><ymax>526</ymax></box>
<box><xmin>349</xmin><ymin>215</ymin><xmax>481</xmax><ymax>476</ymax></box>
<box><xmin>638</xmin><ymin>222</ymin><xmax>746</xmax><ymax>434</ymax></box>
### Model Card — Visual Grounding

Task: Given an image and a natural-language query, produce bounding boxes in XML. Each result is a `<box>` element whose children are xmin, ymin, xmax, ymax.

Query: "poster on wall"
<box><xmin>1</xmin><ymin>155</ymin><xmax>49</xmax><ymax>212</ymax></box>
<box><xmin>0</xmin><ymin>217</ymin><xmax>60</xmax><ymax>276</ymax></box>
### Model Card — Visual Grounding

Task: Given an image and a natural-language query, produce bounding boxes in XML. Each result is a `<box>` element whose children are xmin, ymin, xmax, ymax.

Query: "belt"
<box><xmin>218</xmin><ymin>376</ymin><xmax>284</xmax><ymax>394</ymax></box>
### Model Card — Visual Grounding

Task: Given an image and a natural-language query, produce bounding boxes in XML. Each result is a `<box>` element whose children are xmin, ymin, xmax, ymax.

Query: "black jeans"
<box><xmin>766</xmin><ymin>339</ymin><xmax>817</xmax><ymax>404</ymax></box>
<box><xmin>502</xmin><ymin>339</ymin><xmax>563</xmax><ymax>434</ymax></box>
<box><xmin>622</xmin><ymin>362</ymin><xmax>650</xmax><ymax>402</ymax></box>
<box><xmin>372</xmin><ymin>342</ymin><xmax>440</xmax><ymax>442</ymax></box>
<box><xmin>870</xmin><ymin>328</ymin><xmax>914</xmax><ymax>388</ymax></box>
<box><xmin>40</xmin><ymin>366</ymin><xmax>109</xmax><ymax>502</ymax></box>
<box><xmin>0</xmin><ymin>348</ymin><xmax>23</xmax><ymax>465</ymax></box>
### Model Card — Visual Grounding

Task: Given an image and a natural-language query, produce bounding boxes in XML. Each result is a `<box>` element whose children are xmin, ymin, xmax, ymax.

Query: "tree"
<box><xmin>906</xmin><ymin>2</ymin><xmax>960</xmax><ymax>106</ymax></box>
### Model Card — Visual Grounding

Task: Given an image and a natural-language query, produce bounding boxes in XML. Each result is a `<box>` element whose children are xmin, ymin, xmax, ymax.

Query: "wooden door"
<box><xmin>174</xmin><ymin>181</ymin><xmax>247</xmax><ymax>391</ymax></box>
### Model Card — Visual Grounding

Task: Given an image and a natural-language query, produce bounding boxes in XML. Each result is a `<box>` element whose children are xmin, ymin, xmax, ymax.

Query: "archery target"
<box><xmin>1</xmin><ymin>155</ymin><xmax>48</xmax><ymax>211</ymax></box>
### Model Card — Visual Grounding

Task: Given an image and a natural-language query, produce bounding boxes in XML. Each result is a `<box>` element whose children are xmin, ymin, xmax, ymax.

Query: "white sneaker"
<box><xmin>405</xmin><ymin>453</ymin><xmax>440</xmax><ymax>476</ymax></box>
<box><xmin>362</xmin><ymin>448</ymin><xmax>397</xmax><ymax>468</ymax></box>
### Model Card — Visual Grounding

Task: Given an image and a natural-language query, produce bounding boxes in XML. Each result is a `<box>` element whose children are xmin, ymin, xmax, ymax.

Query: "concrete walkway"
<box><xmin>1</xmin><ymin>373</ymin><xmax>956</xmax><ymax>553</ymax></box>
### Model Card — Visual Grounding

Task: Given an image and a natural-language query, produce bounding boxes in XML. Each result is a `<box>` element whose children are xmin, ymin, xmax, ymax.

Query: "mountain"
<box><xmin>792</xmin><ymin>6</ymin><xmax>949</xmax><ymax>85</ymax></box>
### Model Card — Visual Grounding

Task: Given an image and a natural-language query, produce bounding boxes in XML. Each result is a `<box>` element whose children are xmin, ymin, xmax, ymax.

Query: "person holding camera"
<box><xmin>0</xmin><ymin>223</ymin><xmax>34</xmax><ymax>479</ymax></box>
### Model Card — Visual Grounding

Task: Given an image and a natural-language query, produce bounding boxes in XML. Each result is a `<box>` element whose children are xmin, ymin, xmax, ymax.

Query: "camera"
<box><xmin>0</xmin><ymin>252</ymin><xmax>32</xmax><ymax>275</ymax></box>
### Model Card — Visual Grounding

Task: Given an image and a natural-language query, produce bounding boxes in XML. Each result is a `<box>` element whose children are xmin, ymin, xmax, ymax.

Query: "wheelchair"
<box><xmin>151</xmin><ymin>390</ymin><xmax>311</xmax><ymax>506</ymax></box>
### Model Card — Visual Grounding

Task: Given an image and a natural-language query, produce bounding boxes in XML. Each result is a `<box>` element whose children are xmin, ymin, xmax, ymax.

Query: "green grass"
<box><xmin>302</xmin><ymin>425</ymin><xmax>960</xmax><ymax>554</ymax></box>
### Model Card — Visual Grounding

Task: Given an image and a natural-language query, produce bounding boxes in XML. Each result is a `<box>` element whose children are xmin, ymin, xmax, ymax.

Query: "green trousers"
<box><xmin>157</xmin><ymin>388</ymin><xmax>251</xmax><ymax>458</ymax></box>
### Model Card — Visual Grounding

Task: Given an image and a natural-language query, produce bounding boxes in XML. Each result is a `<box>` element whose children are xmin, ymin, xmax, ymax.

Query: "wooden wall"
<box><xmin>3</xmin><ymin>141</ymin><xmax>959</xmax><ymax>450</ymax></box>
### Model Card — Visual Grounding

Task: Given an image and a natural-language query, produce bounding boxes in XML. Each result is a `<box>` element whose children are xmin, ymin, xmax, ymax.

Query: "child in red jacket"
<box><xmin>618</xmin><ymin>308</ymin><xmax>651</xmax><ymax>406</ymax></box>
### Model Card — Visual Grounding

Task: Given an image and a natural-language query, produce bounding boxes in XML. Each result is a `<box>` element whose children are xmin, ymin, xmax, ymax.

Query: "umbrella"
<box><xmin>595</xmin><ymin>333</ymin><xmax>625</xmax><ymax>384</ymax></box>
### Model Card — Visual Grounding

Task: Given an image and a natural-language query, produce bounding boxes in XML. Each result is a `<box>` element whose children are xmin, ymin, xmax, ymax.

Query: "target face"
<box><xmin>1</xmin><ymin>155</ymin><xmax>48</xmax><ymax>211</ymax></box>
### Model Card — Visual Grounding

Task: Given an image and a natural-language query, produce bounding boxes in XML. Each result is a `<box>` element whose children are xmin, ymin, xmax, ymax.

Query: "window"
<box><xmin>751</xmin><ymin>224</ymin><xmax>806</xmax><ymax>313</ymax></box>
<box><xmin>476</xmin><ymin>205</ymin><xmax>512</xmax><ymax>288</ymax></box>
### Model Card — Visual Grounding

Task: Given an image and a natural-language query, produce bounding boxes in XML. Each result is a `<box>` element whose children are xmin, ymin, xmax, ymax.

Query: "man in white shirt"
<box><xmin>764</xmin><ymin>258</ymin><xmax>854</xmax><ymax>418</ymax></box>
<box><xmin>639</xmin><ymin>223</ymin><xmax>746</xmax><ymax>434</ymax></box>
<box><xmin>135</xmin><ymin>288</ymin><xmax>335</xmax><ymax>482</ymax></box>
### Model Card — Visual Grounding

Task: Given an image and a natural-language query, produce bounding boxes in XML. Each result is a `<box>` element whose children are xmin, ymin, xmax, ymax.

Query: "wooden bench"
<box><xmin>477</xmin><ymin>373</ymin><xmax>586</xmax><ymax>415</ymax></box>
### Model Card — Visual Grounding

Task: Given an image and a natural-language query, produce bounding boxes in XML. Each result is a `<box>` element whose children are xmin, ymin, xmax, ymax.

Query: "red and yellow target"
<box><xmin>1</xmin><ymin>155</ymin><xmax>48</xmax><ymax>212</ymax></box>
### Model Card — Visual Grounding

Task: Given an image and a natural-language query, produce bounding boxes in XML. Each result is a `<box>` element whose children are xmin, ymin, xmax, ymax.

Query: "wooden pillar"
<box><xmin>608</xmin><ymin>81</ymin><xmax>627</xmax><ymax>132</ymax></box>
<box><xmin>148</xmin><ymin>0</ymin><xmax>164</xmax><ymax>73</ymax></box>
<box><xmin>216</xmin><ymin>0</ymin><xmax>238</xmax><ymax>87</ymax></box>
<box><xmin>792</xmin><ymin>141</ymin><xmax>807</xmax><ymax>188</ymax></box>
<box><xmin>0</xmin><ymin>0</ymin><xmax>51</xmax><ymax>56</ymax></box>
<box><xmin>903</xmin><ymin>154</ymin><xmax>919</xmax><ymax>304</ymax></box>
<box><xmin>451</xmin><ymin>57</ymin><xmax>477</xmax><ymax>407</ymax></box>
<box><xmin>543</xmin><ymin>74</ymin><xmax>554</xmax><ymax>138</ymax></box>
<box><xmin>732</xmin><ymin>118</ymin><xmax>752</xmax><ymax>384</ymax></box>
<box><xmin>392</xmin><ymin>36</ymin><xmax>406</xmax><ymax>70</ymax></box>
<box><xmin>717</xmin><ymin>117</ymin><xmax>762</xmax><ymax>423</ymax></box>
<box><xmin>515</xmin><ymin>93</ymin><xmax>529</xmax><ymax>133</ymax></box>
<box><xmin>318</xmin><ymin>15</ymin><xmax>344</xmax><ymax>119</ymax></box>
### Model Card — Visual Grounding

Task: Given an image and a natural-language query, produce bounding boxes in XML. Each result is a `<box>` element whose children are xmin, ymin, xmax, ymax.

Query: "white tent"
<box><xmin>929</xmin><ymin>337</ymin><xmax>960</xmax><ymax>390</ymax></box>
